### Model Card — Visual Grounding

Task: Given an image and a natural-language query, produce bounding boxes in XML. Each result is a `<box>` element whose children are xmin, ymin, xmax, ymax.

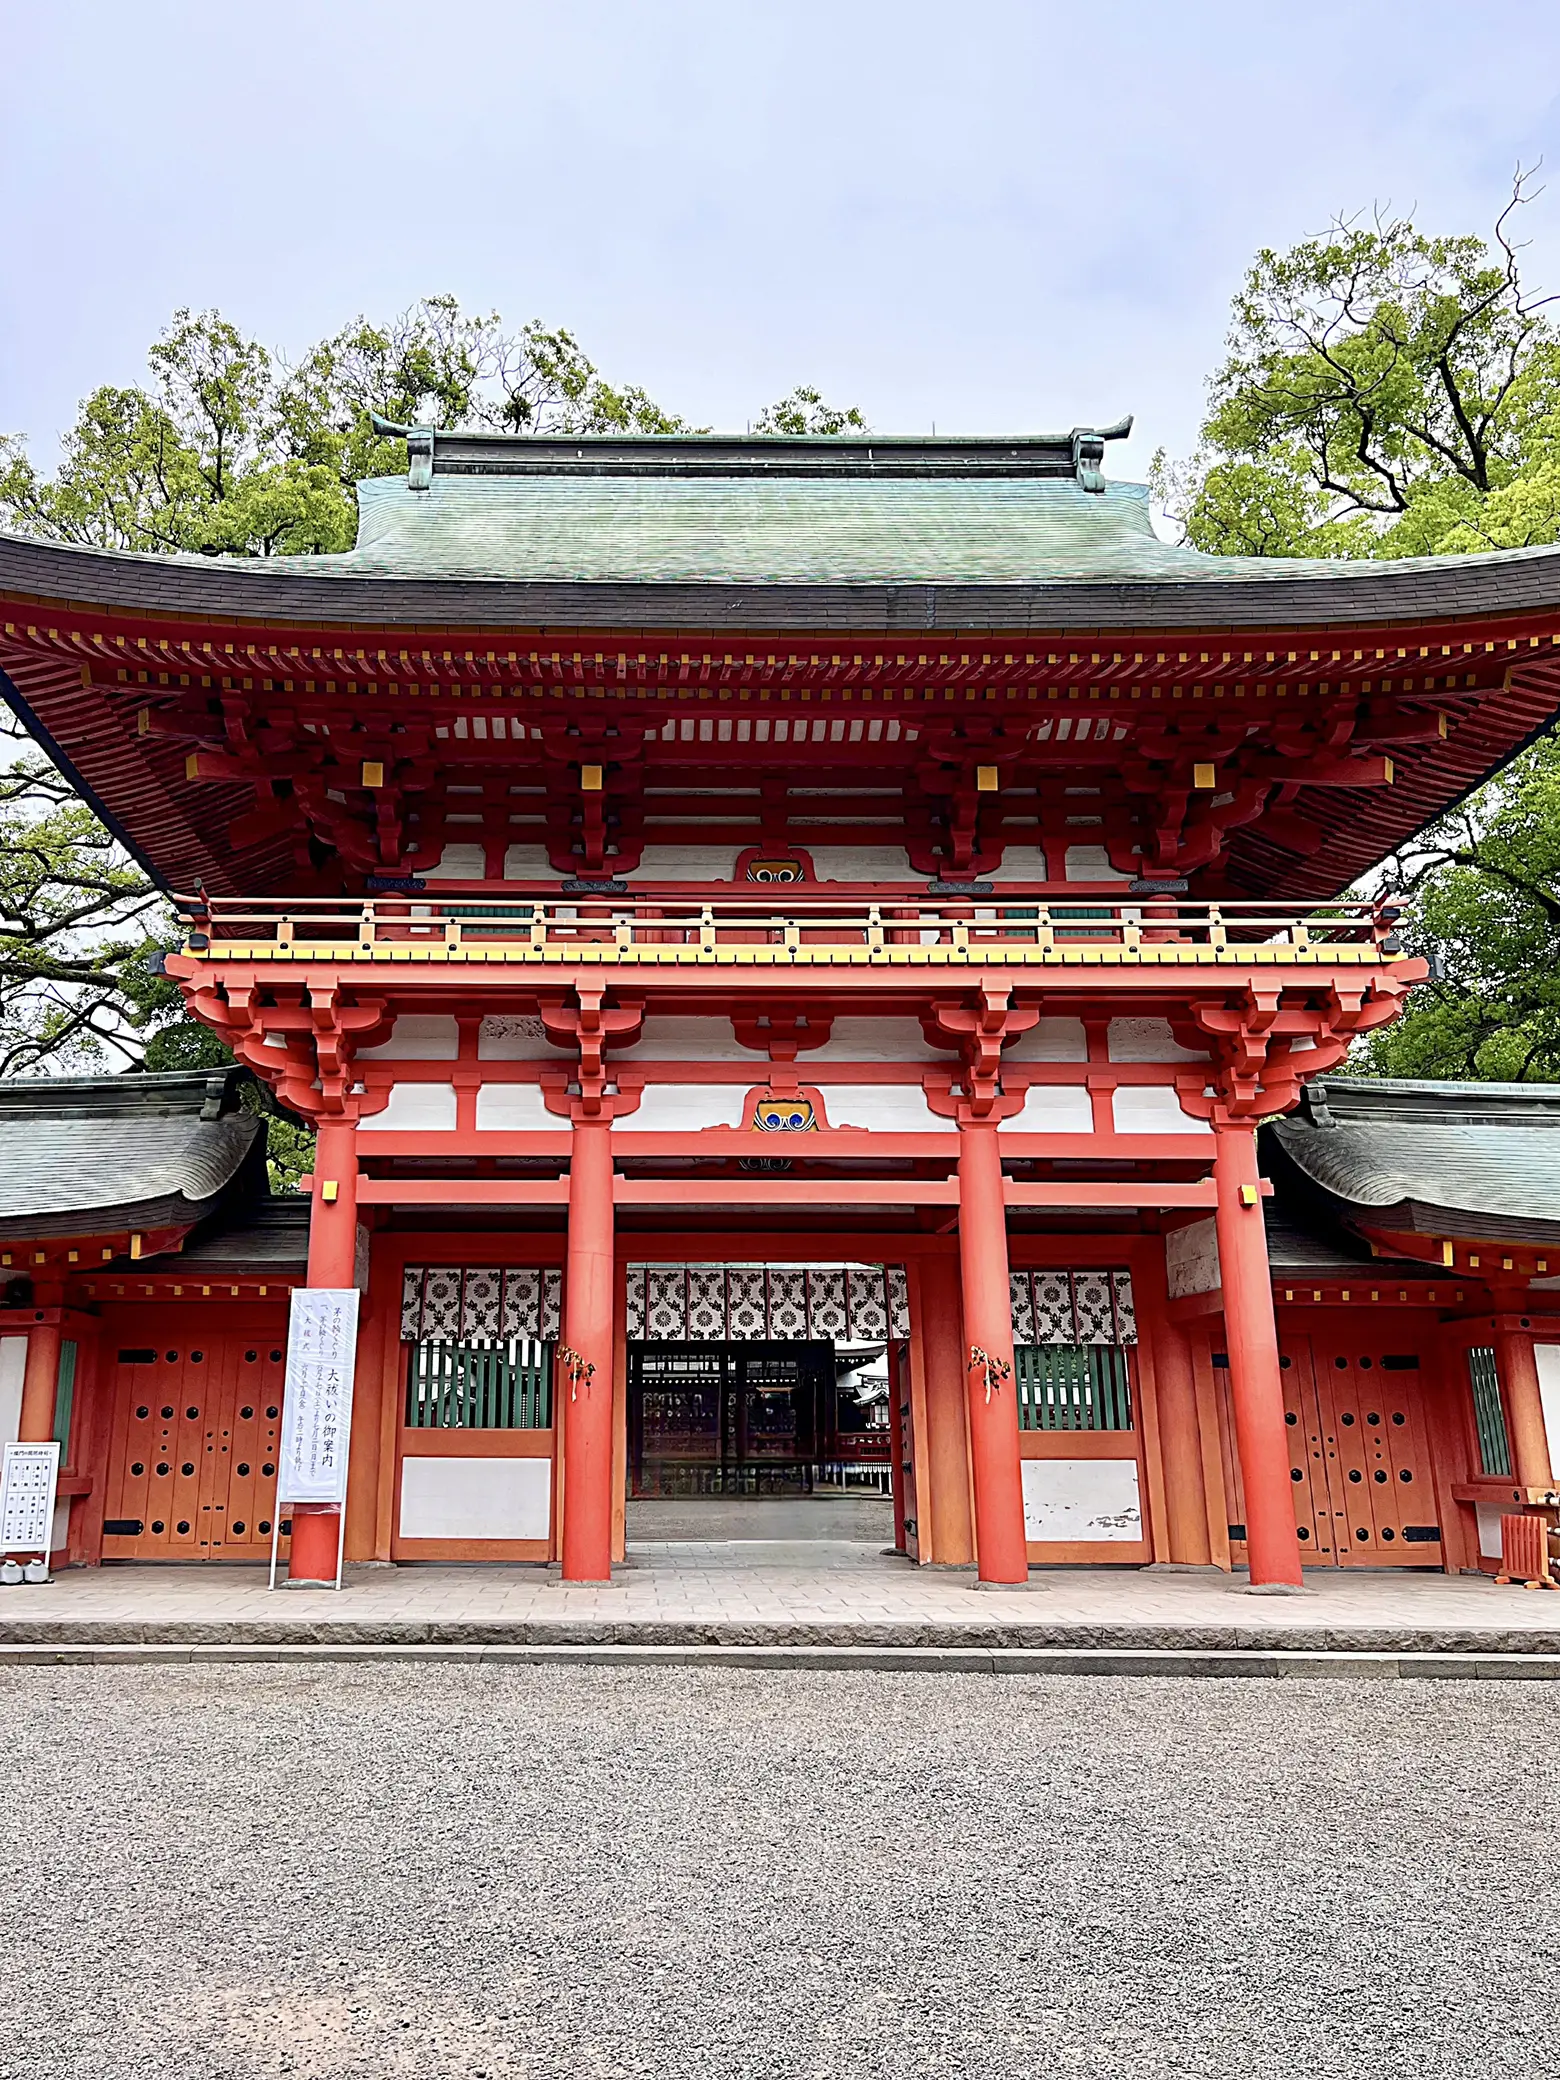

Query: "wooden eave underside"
<box><xmin>3</xmin><ymin>592</ymin><xmax>1559</xmax><ymax>899</ymax></box>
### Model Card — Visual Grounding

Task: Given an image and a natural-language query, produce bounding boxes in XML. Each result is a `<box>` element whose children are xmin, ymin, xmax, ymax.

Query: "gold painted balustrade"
<box><xmin>173</xmin><ymin>893</ymin><xmax>1409</xmax><ymax>969</ymax></box>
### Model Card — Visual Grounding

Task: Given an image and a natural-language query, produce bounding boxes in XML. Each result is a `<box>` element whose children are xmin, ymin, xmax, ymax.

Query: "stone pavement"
<box><xmin>5</xmin><ymin>1541</ymin><xmax>1560</xmax><ymax>1655</ymax></box>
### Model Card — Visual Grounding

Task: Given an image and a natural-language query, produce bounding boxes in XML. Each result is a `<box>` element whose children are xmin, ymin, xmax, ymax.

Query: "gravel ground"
<box><xmin>2</xmin><ymin>1667</ymin><xmax>1558</xmax><ymax>2079</ymax></box>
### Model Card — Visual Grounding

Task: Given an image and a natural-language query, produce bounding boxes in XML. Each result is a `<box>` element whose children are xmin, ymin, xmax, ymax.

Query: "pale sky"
<box><xmin>3</xmin><ymin>0</ymin><xmax>1559</xmax><ymax>487</ymax></box>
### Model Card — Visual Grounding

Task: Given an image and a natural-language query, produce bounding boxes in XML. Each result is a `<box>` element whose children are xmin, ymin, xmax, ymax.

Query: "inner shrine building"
<box><xmin>4</xmin><ymin>416</ymin><xmax>1560</xmax><ymax>1588</ymax></box>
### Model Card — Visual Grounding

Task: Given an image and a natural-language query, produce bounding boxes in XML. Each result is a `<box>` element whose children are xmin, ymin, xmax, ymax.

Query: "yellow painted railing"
<box><xmin>173</xmin><ymin>892</ymin><xmax>1409</xmax><ymax>969</ymax></box>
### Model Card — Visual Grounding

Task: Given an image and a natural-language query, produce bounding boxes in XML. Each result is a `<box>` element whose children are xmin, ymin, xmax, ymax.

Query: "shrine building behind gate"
<box><xmin>4</xmin><ymin>417</ymin><xmax>1560</xmax><ymax>1586</ymax></box>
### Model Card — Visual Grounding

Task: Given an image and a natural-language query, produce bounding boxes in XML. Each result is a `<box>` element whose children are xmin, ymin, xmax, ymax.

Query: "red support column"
<box><xmin>561</xmin><ymin>1117</ymin><xmax>615</xmax><ymax>1582</ymax></box>
<box><xmin>17</xmin><ymin>1305</ymin><xmax>63</xmax><ymax>1443</ymax></box>
<box><xmin>1213</xmin><ymin>1125</ymin><xmax>1303</xmax><ymax>1590</ymax></box>
<box><xmin>910</xmin><ymin>1254</ymin><xmax>974</xmax><ymax>1565</ymax></box>
<box><xmin>1494</xmin><ymin>1323</ymin><xmax>1554</xmax><ymax>1490</ymax></box>
<box><xmin>290</xmin><ymin>1118</ymin><xmax>359</xmax><ymax>1585</ymax></box>
<box><xmin>957</xmin><ymin>1121</ymin><xmax>1027</xmax><ymax>1585</ymax></box>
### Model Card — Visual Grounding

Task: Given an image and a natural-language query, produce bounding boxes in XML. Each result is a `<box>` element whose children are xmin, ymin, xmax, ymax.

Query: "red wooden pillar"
<box><xmin>1494</xmin><ymin>1322</ymin><xmax>1554</xmax><ymax>1490</ymax></box>
<box><xmin>957</xmin><ymin>1120</ymin><xmax>1027</xmax><ymax>1585</ymax></box>
<box><xmin>1213</xmin><ymin>1125</ymin><xmax>1303</xmax><ymax>1589</ymax></box>
<box><xmin>1140</xmin><ymin>1246</ymin><xmax>1211</xmax><ymax>1565</ymax></box>
<box><xmin>291</xmin><ymin>1118</ymin><xmax>359</xmax><ymax>1584</ymax></box>
<box><xmin>17</xmin><ymin>1303</ymin><xmax>63</xmax><ymax>1443</ymax></box>
<box><xmin>910</xmin><ymin>1253</ymin><xmax>974</xmax><ymax>1565</ymax></box>
<box><xmin>562</xmin><ymin>1117</ymin><xmax>615</xmax><ymax>1582</ymax></box>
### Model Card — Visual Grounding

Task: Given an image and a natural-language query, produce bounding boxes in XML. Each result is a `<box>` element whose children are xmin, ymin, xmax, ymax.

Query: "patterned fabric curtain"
<box><xmin>400</xmin><ymin>1266</ymin><xmax>563</xmax><ymax>1343</ymax></box>
<box><xmin>1009</xmin><ymin>1270</ymin><xmax>1137</xmax><ymax>1346</ymax></box>
<box><xmin>624</xmin><ymin>1265</ymin><xmax>912</xmax><ymax>1342</ymax></box>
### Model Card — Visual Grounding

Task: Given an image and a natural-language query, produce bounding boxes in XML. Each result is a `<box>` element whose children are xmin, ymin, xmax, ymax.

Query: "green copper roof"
<box><xmin>339</xmin><ymin>472</ymin><xmax>1207</xmax><ymax>585</ymax></box>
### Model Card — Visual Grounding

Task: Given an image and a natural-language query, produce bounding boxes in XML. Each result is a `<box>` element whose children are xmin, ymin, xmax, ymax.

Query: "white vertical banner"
<box><xmin>278</xmin><ymin>1288</ymin><xmax>359</xmax><ymax>1504</ymax></box>
<box><xmin>272</xmin><ymin>1288</ymin><xmax>359</xmax><ymax>1590</ymax></box>
<box><xmin>1</xmin><ymin>1441</ymin><xmax>61</xmax><ymax>1570</ymax></box>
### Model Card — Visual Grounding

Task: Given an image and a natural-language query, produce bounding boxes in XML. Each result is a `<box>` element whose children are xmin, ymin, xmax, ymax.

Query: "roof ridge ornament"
<box><xmin>370</xmin><ymin>411</ymin><xmax>436</xmax><ymax>491</ymax></box>
<box><xmin>1071</xmin><ymin>416</ymin><xmax>1132</xmax><ymax>492</ymax></box>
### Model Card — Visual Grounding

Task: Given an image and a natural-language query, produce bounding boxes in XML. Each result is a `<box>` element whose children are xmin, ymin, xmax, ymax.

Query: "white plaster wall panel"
<box><xmin>999</xmin><ymin>1086</ymin><xmax>1094</xmax><ymax>1133</ymax></box>
<box><xmin>359</xmin><ymin>1083</ymin><xmax>459</xmax><ymax>1132</ymax></box>
<box><xmin>502</xmin><ymin>842</ymin><xmax>552</xmax><ymax>878</ymax></box>
<box><xmin>1006</xmin><ymin>1018</ymin><xmax>1088</xmax><ymax>1063</ymax></box>
<box><xmin>399</xmin><ymin>1456</ymin><xmax>552</xmax><ymax>1541</ymax></box>
<box><xmin>1476</xmin><ymin>1503</ymin><xmax>1505</xmax><ymax>1559</ymax></box>
<box><xmin>475</xmin><ymin>1084</ymin><xmax>561</xmax><ymax>1131</ymax></box>
<box><xmin>1021</xmin><ymin>1458</ymin><xmax>1142</xmax><ymax>1542</ymax></box>
<box><xmin>806</xmin><ymin>845</ymin><xmax>911</xmax><ymax>882</ymax></box>
<box><xmin>615</xmin><ymin>1086</ymin><xmax>748</xmax><ymax>1131</ymax></box>
<box><xmin>1165</xmin><ymin>1218</ymin><xmax>1221</xmax><ymax>1300</ymax></box>
<box><xmin>421</xmin><ymin>843</ymin><xmax>487</xmax><ymax>880</ymax></box>
<box><xmin>1063</xmin><ymin>844</ymin><xmax>1127</xmax><ymax>883</ymax></box>
<box><xmin>630</xmin><ymin>845</ymin><xmax>740</xmax><ymax>881</ymax></box>
<box><xmin>809</xmin><ymin>1018</ymin><xmax>940</xmax><ymax>1063</ymax></box>
<box><xmin>631</xmin><ymin>1016</ymin><xmax>753</xmax><ymax>1061</ymax></box>
<box><xmin>477</xmin><ymin>1015</ymin><xmax>558</xmax><ymax>1061</ymax></box>
<box><xmin>50</xmin><ymin>1499</ymin><xmax>70</xmax><ymax>1555</ymax></box>
<box><xmin>1112</xmin><ymin>1086</ymin><xmax>1214</xmax><ymax>1135</ymax></box>
<box><xmin>358</xmin><ymin>1014</ymin><xmax>461</xmax><ymax>1061</ymax></box>
<box><xmin>824</xmin><ymin>1086</ymin><xmax>958</xmax><ymax>1133</ymax></box>
<box><xmin>990</xmin><ymin>845</ymin><xmax>1049</xmax><ymax>880</ymax></box>
<box><xmin>0</xmin><ymin>1336</ymin><xmax>25</xmax><ymax>1446</ymax></box>
<box><xmin>1534</xmin><ymin>1344</ymin><xmax>1560</xmax><ymax>1473</ymax></box>
<box><xmin>1107</xmin><ymin>1018</ymin><xmax>1205</xmax><ymax>1063</ymax></box>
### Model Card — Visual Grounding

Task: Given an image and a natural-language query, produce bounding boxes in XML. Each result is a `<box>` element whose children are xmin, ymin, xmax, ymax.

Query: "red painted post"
<box><xmin>1213</xmin><ymin>1125</ymin><xmax>1303</xmax><ymax>1589</ymax></box>
<box><xmin>290</xmin><ymin>1118</ymin><xmax>359</xmax><ymax>1585</ymax></box>
<box><xmin>17</xmin><ymin>1310</ymin><xmax>62</xmax><ymax>1443</ymax></box>
<box><xmin>956</xmin><ymin>1120</ymin><xmax>1028</xmax><ymax>1585</ymax></box>
<box><xmin>562</xmin><ymin>1117</ymin><xmax>616</xmax><ymax>1582</ymax></box>
<box><xmin>1493</xmin><ymin>1324</ymin><xmax>1554</xmax><ymax>1490</ymax></box>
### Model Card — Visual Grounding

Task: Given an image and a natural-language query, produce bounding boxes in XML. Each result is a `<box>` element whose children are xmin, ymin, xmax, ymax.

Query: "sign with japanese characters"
<box><xmin>277</xmin><ymin>1289</ymin><xmax>359</xmax><ymax>1505</ymax></box>
<box><xmin>0</xmin><ymin>1441</ymin><xmax>60</xmax><ymax>1555</ymax></box>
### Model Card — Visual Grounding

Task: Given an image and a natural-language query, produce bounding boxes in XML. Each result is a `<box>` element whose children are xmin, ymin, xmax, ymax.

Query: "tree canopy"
<box><xmin>1152</xmin><ymin>170</ymin><xmax>1560</xmax><ymax>560</ymax></box>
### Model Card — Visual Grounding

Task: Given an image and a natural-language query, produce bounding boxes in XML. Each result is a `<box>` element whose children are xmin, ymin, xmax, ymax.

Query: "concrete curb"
<box><xmin>4</xmin><ymin>1641</ymin><xmax>1560</xmax><ymax>1678</ymax></box>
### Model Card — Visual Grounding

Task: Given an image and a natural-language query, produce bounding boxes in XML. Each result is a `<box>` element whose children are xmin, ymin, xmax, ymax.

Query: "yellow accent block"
<box><xmin>975</xmin><ymin>764</ymin><xmax>999</xmax><ymax>792</ymax></box>
<box><xmin>320</xmin><ymin>1180</ymin><xmax>339</xmax><ymax>1203</ymax></box>
<box><xmin>362</xmin><ymin>760</ymin><xmax>385</xmax><ymax>788</ymax></box>
<box><xmin>1192</xmin><ymin>762</ymin><xmax>1217</xmax><ymax>789</ymax></box>
<box><xmin>580</xmin><ymin>764</ymin><xmax>604</xmax><ymax>791</ymax></box>
<box><xmin>1239</xmin><ymin>1183</ymin><xmax>1259</xmax><ymax>1207</ymax></box>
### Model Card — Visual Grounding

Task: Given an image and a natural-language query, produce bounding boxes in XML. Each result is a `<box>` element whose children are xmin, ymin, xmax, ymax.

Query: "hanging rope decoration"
<box><xmin>557</xmin><ymin>1344</ymin><xmax>595</xmax><ymax>1402</ymax></box>
<box><xmin>968</xmin><ymin>1344</ymin><xmax>1012</xmax><ymax>1403</ymax></box>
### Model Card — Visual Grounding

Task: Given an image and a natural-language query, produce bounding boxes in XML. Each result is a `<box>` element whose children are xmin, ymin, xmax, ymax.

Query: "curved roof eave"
<box><xmin>5</xmin><ymin>525</ymin><xmax>1560</xmax><ymax>633</ymax></box>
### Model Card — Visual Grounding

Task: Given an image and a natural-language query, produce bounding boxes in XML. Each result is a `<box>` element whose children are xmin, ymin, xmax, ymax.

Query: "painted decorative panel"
<box><xmin>727</xmin><ymin>1268</ymin><xmax>767</xmax><ymax>1341</ymax></box>
<box><xmin>461</xmin><ymin>1268</ymin><xmax>503</xmax><ymax>1340</ymax></box>
<box><xmin>846</xmin><ymin>1270</ymin><xmax>889</xmax><ymax>1343</ymax></box>
<box><xmin>502</xmin><ymin>1268</ymin><xmax>542</xmax><ymax>1341</ymax></box>
<box><xmin>807</xmin><ymin>1268</ymin><xmax>849</xmax><ymax>1342</ymax></box>
<box><xmin>421</xmin><ymin>1269</ymin><xmax>465</xmax><ymax>1341</ymax></box>
<box><xmin>624</xmin><ymin>1267</ymin><xmax>648</xmax><ymax>1339</ymax></box>
<box><xmin>886</xmin><ymin>1267</ymin><xmax>911</xmax><ymax>1340</ymax></box>
<box><xmin>646</xmin><ymin>1266</ymin><xmax>687</xmax><ymax>1341</ymax></box>
<box><xmin>1008</xmin><ymin>1271</ymin><xmax>1035</xmax><ymax>1346</ymax></box>
<box><xmin>1073</xmin><ymin>1272</ymin><xmax>1117</xmax><ymax>1346</ymax></box>
<box><xmin>768</xmin><ymin>1268</ymin><xmax>809</xmax><ymax>1342</ymax></box>
<box><xmin>1110</xmin><ymin>1271</ymin><xmax>1138</xmax><ymax>1344</ymax></box>
<box><xmin>401</xmin><ymin>1266</ymin><xmax>425</xmax><ymax>1342</ymax></box>
<box><xmin>687</xmin><ymin>1267</ymin><xmax>727</xmax><ymax>1341</ymax></box>
<box><xmin>1032</xmin><ymin>1274</ymin><xmax>1075</xmax><ymax>1346</ymax></box>
<box><xmin>540</xmin><ymin>1270</ymin><xmax>563</xmax><ymax>1340</ymax></box>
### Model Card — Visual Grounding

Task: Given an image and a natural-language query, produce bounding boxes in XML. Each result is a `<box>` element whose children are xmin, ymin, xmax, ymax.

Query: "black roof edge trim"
<box><xmin>0</xmin><ymin>663</ymin><xmax>172</xmax><ymax>896</ymax></box>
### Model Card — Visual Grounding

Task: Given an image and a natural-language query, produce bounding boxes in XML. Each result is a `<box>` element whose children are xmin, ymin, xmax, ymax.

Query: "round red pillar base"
<box><xmin>288</xmin><ymin>1504</ymin><xmax>340</xmax><ymax>1585</ymax></box>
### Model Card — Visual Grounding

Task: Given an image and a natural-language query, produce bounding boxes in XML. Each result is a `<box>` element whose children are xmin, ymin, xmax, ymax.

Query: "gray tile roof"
<box><xmin>0</xmin><ymin>1069</ymin><xmax>265</xmax><ymax>1236</ymax></box>
<box><xmin>1268</xmin><ymin>1077</ymin><xmax>1560</xmax><ymax>1241</ymax></box>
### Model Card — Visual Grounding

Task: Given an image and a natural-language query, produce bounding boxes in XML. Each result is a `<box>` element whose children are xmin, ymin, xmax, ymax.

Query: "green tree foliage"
<box><xmin>1351</xmin><ymin>733</ymin><xmax>1560</xmax><ymax>1082</ymax></box>
<box><xmin>1152</xmin><ymin>171</ymin><xmax>1560</xmax><ymax>559</ymax></box>
<box><xmin>753</xmin><ymin>386</ymin><xmax>868</xmax><ymax>436</ymax></box>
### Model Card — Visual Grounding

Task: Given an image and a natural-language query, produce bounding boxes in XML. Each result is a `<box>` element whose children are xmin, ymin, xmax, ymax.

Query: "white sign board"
<box><xmin>277</xmin><ymin>1288</ymin><xmax>359</xmax><ymax>1505</ymax></box>
<box><xmin>1</xmin><ymin>1441</ymin><xmax>61</xmax><ymax>1555</ymax></box>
